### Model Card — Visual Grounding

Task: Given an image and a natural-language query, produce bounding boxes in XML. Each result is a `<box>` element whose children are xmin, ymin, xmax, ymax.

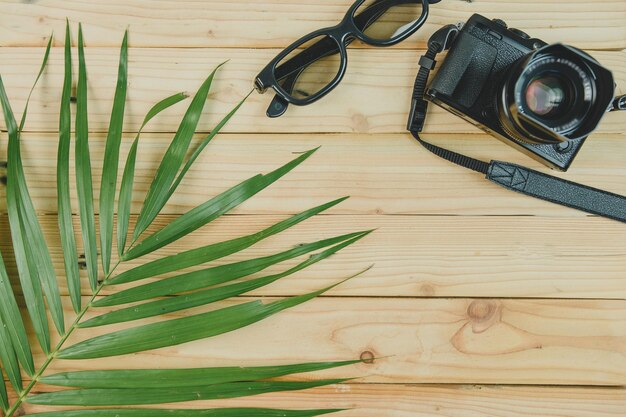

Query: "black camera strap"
<box><xmin>408</xmin><ymin>25</ymin><xmax>626</xmax><ymax>223</ymax></box>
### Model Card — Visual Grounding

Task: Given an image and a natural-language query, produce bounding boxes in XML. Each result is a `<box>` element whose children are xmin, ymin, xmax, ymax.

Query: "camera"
<box><xmin>425</xmin><ymin>14</ymin><xmax>616</xmax><ymax>171</ymax></box>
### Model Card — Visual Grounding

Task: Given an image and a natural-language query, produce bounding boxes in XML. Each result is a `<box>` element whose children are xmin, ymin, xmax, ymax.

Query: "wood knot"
<box><xmin>419</xmin><ymin>283</ymin><xmax>436</xmax><ymax>296</ymax></box>
<box><xmin>351</xmin><ymin>112</ymin><xmax>369</xmax><ymax>133</ymax></box>
<box><xmin>466</xmin><ymin>300</ymin><xmax>502</xmax><ymax>333</ymax></box>
<box><xmin>360</xmin><ymin>350</ymin><xmax>375</xmax><ymax>364</ymax></box>
<box><xmin>467</xmin><ymin>300</ymin><xmax>497</xmax><ymax>322</ymax></box>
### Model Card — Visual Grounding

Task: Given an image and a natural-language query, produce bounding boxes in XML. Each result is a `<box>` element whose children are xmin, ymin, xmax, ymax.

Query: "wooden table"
<box><xmin>0</xmin><ymin>1</ymin><xmax>625</xmax><ymax>415</ymax></box>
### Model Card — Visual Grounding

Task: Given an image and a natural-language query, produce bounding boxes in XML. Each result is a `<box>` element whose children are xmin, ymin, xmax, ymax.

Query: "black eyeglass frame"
<box><xmin>255</xmin><ymin>0</ymin><xmax>435</xmax><ymax>112</ymax></box>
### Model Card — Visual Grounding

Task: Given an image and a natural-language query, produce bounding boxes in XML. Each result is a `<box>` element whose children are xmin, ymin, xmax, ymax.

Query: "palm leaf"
<box><xmin>82</xmin><ymin>235</ymin><xmax>367</xmax><ymax>327</ymax></box>
<box><xmin>41</xmin><ymin>360</ymin><xmax>360</xmax><ymax>388</ymax></box>
<box><xmin>2</xmin><ymin>35</ymin><xmax>66</xmax><ymax>346</ymax></box>
<box><xmin>100</xmin><ymin>30</ymin><xmax>128</xmax><ymax>275</ymax></box>
<box><xmin>18</xmin><ymin>36</ymin><xmax>53</xmax><ymax>132</ymax></box>
<box><xmin>17</xmin><ymin>39</ymin><xmax>66</xmax><ymax>336</ymax></box>
<box><xmin>0</xmin><ymin>249</ymin><xmax>34</xmax><ymax>377</ymax></box>
<box><xmin>59</xmin><ymin>277</ymin><xmax>355</xmax><ymax>360</ymax></box>
<box><xmin>75</xmin><ymin>23</ymin><xmax>99</xmax><ymax>291</ymax></box>
<box><xmin>122</xmin><ymin>147</ymin><xmax>319</xmax><ymax>261</ymax></box>
<box><xmin>95</xmin><ymin>230</ymin><xmax>367</xmax><ymax>307</ymax></box>
<box><xmin>27</xmin><ymin>379</ymin><xmax>349</xmax><ymax>406</ymax></box>
<box><xmin>117</xmin><ymin>91</ymin><xmax>189</xmax><ymax>256</ymax></box>
<box><xmin>26</xmin><ymin>409</ymin><xmax>344</xmax><ymax>417</ymax></box>
<box><xmin>0</xmin><ymin>74</ymin><xmax>53</xmax><ymax>354</ymax></box>
<box><xmin>58</xmin><ymin>20</ymin><xmax>82</xmax><ymax>313</ymax></box>
<box><xmin>111</xmin><ymin>196</ymin><xmax>349</xmax><ymax>285</ymax></box>
<box><xmin>0</xmin><ymin>24</ymin><xmax>370</xmax><ymax>417</ymax></box>
<box><xmin>163</xmin><ymin>90</ymin><xmax>252</xmax><ymax>204</ymax></box>
<box><xmin>0</xmin><ymin>309</ymin><xmax>21</xmax><ymax>391</ymax></box>
<box><xmin>132</xmin><ymin>62</ymin><xmax>226</xmax><ymax>241</ymax></box>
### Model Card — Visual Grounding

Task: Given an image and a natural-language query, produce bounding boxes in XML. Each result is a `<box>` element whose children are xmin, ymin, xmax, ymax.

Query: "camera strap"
<box><xmin>408</xmin><ymin>25</ymin><xmax>626</xmax><ymax>223</ymax></box>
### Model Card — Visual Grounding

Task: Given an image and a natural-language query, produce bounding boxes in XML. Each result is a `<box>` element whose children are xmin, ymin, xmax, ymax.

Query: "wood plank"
<box><xmin>10</xmin><ymin>296</ymin><xmax>625</xmax><ymax>385</ymax></box>
<box><xmin>8</xmin><ymin>384</ymin><xmax>626</xmax><ymax>417</ymax></box>
<box><xmin>0</xmin><ymin>48</ymin><xmax>623</xmax><ymax>134</ymax></box>
<box><xmin>1</xmin><ymin>213</ymin><xmax>625</xmax><ymax>299</ymax></box>
<box><xmin>1</xmin><ymin>133</ymin><xmax>625</xmax><ymax>217</ymax></box>
<box><xmin>0</xmin><ymin>0</ymin><xmax>624</xmax><ymax>49</ymax></box>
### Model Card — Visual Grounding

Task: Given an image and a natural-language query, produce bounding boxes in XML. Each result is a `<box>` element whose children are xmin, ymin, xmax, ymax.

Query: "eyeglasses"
<box><xmin>255</xmin><ymin>0</ymin><xmax>435</xmax><ymax>117</ymax></box>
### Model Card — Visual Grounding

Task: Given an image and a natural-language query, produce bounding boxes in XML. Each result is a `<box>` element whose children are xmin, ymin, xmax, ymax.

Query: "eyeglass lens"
<box><xmin>355</xmin><ymin>0</ymin><xmax>425</xmax><ymax>42</ymax></box>
<box><xmin>275</xmin><ymin>35</ymin><xmax>342</xmax><ymax>101</ymax></box>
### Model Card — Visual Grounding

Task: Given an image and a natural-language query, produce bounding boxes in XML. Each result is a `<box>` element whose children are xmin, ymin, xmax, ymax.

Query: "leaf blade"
<box><xmin>118</xmin><ymin>92</ymin><xmax>189</xmax><ymax>255</ymax></box>
<box><xmin>112</xmin><ymin>196</ymin><xmax>348</xmax><ymax>285</ymax></box>
<box><xmin>0</xmin><ymin>75</ymin><xmax>52</xmax><ymax>353</ymax></box>
<box><xmin>83</xmin><ymin>233</ymin><xmax>367</xmax><ymax>326</ymax></box>
<box><xmin>58</xmin><ymin>21</ymin><xmax>82</xmax><ymax>312</ymax></box>
<box><xmin>0</xmin><ymin>251</ymin><xmax>34</xmax><ymax>375</ymax></box>
<box><xmin>25</xmin><ymin>409</ymin><xmax>344</xmax><ymax>417</ymax></box>
<box><xmin>100</xmin><ymin>30</ymin><xmax>128</xmax><ymax>275</ymax></box>
<box><xmin>96</xmin><ymin>230</ymin><xmax>367</xmax><ymax>307</ymax></box>
<box><xmin>75</xmin><ymin>23</ymin><xmax>99</xmax><ymax>290</ymax></box>
<box><xmin>163</xmin><ymin>91</ymin><xmax>251</xmax><ymax>204</ymax></box>
<box><xmin>19</xmin><ymin>35</ymin><xmax>53</xmax><ymax>132</ymax></box>
<box><xmin>60</xmin><ymin>280</ymin><xmax>349</xmax><ymax>359</ymax></box>
<box><xmin>0</xmin><ymin>307</ymin><xmax>22</xmax><ymax>391</ymax></box>
<box><xmin>41</xmin><ymin>359</ymin><xmax>359</xmax><ymax>388</ymax></box>
<box><xmin>133</xmin><ymin>62</ymin><xmax>226</xmax><ymax>240</ymax></box>
<box><xmin>11</xmin><ymin>35</ymin><xmax>67</xmax><ymax>336</ymax></box>
<box><xmin>123</xmin><ymin>147</ymin><xmax>319</xmax><ymax>261</ymax></box>
<box><xmin>27</xmin><ymin>380</ymin><xmax>348</xmax><ymax>406</ymax></box>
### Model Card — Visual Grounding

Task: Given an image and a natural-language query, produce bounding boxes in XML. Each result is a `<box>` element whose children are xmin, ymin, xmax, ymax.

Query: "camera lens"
<box><xmin>497</xmin><ymin>44</ymin><xmax>615</xmax><ymax>146</ymax></box>
<box><xmin>525</xmin><ymin>74</ymin><xmax>569</xmax><ymax>117</ymax></box>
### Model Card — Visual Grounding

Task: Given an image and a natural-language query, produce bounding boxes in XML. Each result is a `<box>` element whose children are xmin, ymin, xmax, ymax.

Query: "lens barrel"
<box><xmin>497</xmin><ymin>44</ymin><xmax>615</xmax><ymax>145</ymax></box>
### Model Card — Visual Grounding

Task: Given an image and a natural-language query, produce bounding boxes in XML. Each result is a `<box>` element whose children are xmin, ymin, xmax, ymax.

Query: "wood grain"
<box><xmin>0</xmin><ymin>0</ymin><xmax>624</xmax><ymax>49</ymax></box>
<box><xmin>0</xmin><ymin>2</ymin><xmax>625</xmax><ymax>415</ymax></box>
<box><xmin>10</xmin><ymin>296</ymin><xmax>624</xmax><ymax>386</ymax></box>
<box><xmin>9</xmin><ymin>384</ymin><xmax>626</xmax><ymax>417</ymax></box>
<box><xmin>1</xmin><ymin>133</ymin><xmax>625</xmax><ymax>216</ymax></box>
<box><xmin>0</xmin><ymin>48</ymin><xmax>623</xmax><ymax>134</ymax></box>
<box><xmin>1</xmin><ymin>213</ymin><xmax>625</xmax><ymax>299</ymax></box>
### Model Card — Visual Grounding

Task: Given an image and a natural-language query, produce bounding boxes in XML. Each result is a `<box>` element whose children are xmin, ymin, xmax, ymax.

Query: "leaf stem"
<box><xmin>4</xmin><ymin>261</ymin><xmax>122</xmax><ymax>417</ymax></box>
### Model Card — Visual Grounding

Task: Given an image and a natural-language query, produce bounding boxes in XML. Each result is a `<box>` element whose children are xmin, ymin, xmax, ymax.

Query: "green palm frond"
<box><xmin>22</xmin><ymin>409</ymin><xmax>345</xmax><ymax>417</ymax></box>
<box><xmin>58</xmin><ymin>21</ymin><xmax>81</xmax><ymax>314</ymax></box>
<box><xmin>0</xmin><ymin>23</ymin><xmax>370</xmax><ymax>417</ymax></box>
<box><xmin>100</xmin><ymin>29</ymin><xmax>128</xmax><ymax>276</ymax></box>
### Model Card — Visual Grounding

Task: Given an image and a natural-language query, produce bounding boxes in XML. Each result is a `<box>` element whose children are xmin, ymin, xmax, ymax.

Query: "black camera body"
<box><xmin>426</xmin><ymin>14</ymin><xmax>615</xmax><ymax>171</ymax></box>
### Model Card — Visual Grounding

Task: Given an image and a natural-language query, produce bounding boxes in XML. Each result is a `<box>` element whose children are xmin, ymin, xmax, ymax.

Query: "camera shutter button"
<box><xmin>510</xmin><ymin>28</ymin><xmax>531</xmax><ymax>39</ymax></box>
<box><xmin>492</xmin><ymin>19</ymin><xmax>508</xmax><ymax>28</ymax></box>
